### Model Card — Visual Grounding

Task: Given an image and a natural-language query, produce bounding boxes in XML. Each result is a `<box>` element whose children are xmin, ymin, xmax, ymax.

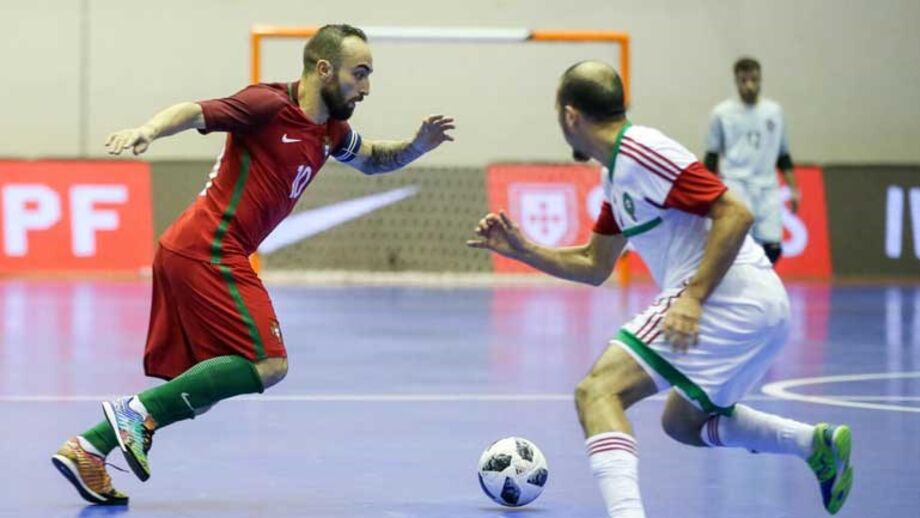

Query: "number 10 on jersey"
<box><xmin>290</xmin><ymin>165</ymin><xmax>313</xmax><ymax>199</ymax></box>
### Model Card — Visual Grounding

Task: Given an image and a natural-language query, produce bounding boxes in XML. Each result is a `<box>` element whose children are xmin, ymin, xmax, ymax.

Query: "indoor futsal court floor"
<box><xmin>1</xmin><ymin>279</ymin><xmax>918</xmax><ymax>517</ymax></box>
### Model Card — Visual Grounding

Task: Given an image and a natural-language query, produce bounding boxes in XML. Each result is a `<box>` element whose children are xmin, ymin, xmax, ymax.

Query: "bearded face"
<box><xmin>320</xmin><ymin>75</ymin><xmax>356</xmax><ymax>121</ymax></box>
<box><xmin>735</xmin><ymin>69</ymin><xmax>761</xmax><ymax>105</ymax></box>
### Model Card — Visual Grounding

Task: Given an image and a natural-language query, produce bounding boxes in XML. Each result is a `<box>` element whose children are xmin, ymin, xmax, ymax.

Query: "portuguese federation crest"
<box><xmin>508</xmin><ymin>183</ymin><xmax>579</xmax><ymax>247</ymax></box>
<box><xmin>270</xmin><ymin>320</ymin><xmax>284</xmax><ymax>345</ymax></box>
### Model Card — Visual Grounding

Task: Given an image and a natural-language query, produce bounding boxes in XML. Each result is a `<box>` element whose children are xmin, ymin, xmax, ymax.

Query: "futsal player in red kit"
<box><xmin>51</xmin><ymin>24</ymin><xmax>455</xmax><ymax>505</ymax></box>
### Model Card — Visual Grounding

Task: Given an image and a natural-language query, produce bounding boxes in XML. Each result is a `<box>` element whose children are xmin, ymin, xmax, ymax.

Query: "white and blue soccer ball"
<box><xmin>477</xmin><ymin>437</ymin><xmax>549</xmax><ymax>507</ymax></box>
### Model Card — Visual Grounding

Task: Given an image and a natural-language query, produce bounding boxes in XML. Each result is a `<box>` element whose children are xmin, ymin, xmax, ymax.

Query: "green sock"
<box><xmin>138</xmin><ymin>355</ymin><xmax>264</xmax><ymax>428</ymax></box>
<box><xmin>82</xmin><ymin>420</ymin><xmax>119</xmax><ymax>455</ymax></box>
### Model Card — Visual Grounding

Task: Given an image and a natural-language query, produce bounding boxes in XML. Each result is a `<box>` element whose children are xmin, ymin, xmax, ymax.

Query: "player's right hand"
<box><xmin>105</xmin><ymin>126</ymin><xmax>156</xmax><ymax>156</ymax></box>
<box><xmin>662</xmin><ymin>293</ymin><xmax>702</xmax><ymax>353</ymax></box>
<box><xmin>466</xmin><ymin>210</ymin><xmax>528</xmax><ymax>259</ymax></box>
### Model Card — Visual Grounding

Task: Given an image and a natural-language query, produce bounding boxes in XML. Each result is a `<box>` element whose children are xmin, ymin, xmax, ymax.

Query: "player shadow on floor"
<box><xmin>76</xmin><ymin>504</ymin><xmax>129</xmax><ymax>517</ymax></box>
<box><xmin>478</xmin><ymin>506</ymin><xmax>550</xmax><ymax>515</ymax></box>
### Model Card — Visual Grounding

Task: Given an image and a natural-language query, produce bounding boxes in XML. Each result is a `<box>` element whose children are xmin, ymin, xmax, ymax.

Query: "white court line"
<box><xmin>762</xmin><ymin>371</ymin><xmax>920</xmax><ymax>413</ymax></box>
<box><xmin>1</xmin><ymin>393</ymin><xmax>918</xmax><ymax>403</ymax></box>
<box><xmin>1</xmin><ymin>394</ymin><xmax>568</xmax><ymax>403</ymax></box>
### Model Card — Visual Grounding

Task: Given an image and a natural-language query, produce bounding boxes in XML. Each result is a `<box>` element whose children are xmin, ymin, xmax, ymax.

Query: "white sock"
<box><xmin>77</xmin><ymin>435</ymin><xmax>104</xmax><ymax>457</ymax></box>
<box><xmin>128</xmin><ymin>396</ymin><xmax>150</xmax><ymax>419</ymax></box>
<box><xmin>700</xmin><ymin>404</ymin><xmax>814</xmax><ymax>458</ymax></box>
<box><xmin>586</xmin><ymin>432</ymin><xmax>646</xmax><ymax>518</ymax></box>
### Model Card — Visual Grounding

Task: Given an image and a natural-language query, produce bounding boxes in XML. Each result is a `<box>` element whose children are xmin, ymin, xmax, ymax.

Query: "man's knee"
<box><xmin>574</xmin><ymin>371</ymin><xmax>641</xmax><ymax>415</ymax></box>
<box><xmin>660</xmin><ymin>392</ymin><xmax>709</xmax><ymax>447</ymax></box>
<box><xmin>574</xmin><ymin>375</ymin><xmax>603</xmax><ymax>413</ymax></box>
<box><xmin>660</xmin><ymin>411</ymin><xmax>703</xmax><ymax>445</ymax></box>
<box><xmin>255</xmin><ymin>357</ymin><xmax>288</xmax><ymax>389</ymax></box>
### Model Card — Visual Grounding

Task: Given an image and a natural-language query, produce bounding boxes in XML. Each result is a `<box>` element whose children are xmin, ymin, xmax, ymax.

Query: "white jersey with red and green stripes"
<box><xmin>602</xmin><ymin>123</ymin><xmax>770</xmax><ymax>289</ymax></box>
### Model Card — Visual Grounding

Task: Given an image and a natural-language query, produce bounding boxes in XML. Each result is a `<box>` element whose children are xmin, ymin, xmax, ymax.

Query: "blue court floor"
<box><xmin>0</xmin><ymin>279</ymin><xmax>918</xmax><ymax>517</ymax></box>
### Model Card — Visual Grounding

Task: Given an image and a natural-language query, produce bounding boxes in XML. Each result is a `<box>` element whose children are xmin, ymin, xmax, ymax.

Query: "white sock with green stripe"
<box><xmin>700</xmin><ymin>404</ymin><xmax>814</xmax><ymax>458</ymax></box>
<box><xmin>586</xmin><ymin>432</ymin><xmax>646</xmax><ymax>518</ymax></box>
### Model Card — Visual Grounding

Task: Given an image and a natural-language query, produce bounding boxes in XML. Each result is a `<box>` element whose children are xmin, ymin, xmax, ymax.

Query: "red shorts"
<box><xmin>143</xmin><ymin>246</ymin><xmax>286</xmax><ymax>380</ymax></box>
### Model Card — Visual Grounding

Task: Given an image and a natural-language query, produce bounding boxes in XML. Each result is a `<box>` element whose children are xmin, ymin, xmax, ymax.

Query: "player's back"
<box><xmin>605</xmin><ymin>124</ymin><xmax>770</xmax><ymax>288</ymax></box>
<box><xmin>710</xmin><ymin>98</ymin><xmax>786</xmax><ymax>187</ymax></box>
<box><xmin>160</xmin><ymin>81</ymin><xmax>356</xmax><ymax>265</ymax></box>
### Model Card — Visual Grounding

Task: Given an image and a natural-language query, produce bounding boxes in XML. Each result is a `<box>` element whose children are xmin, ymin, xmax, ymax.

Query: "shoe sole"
<box><xmin>102</xmin><ymin>401</ymin><xmax>150</xmax><ymax>482</ymax></box>
<box><xmin>51</xmin><ymin>455</ymin><xmax>128</xmax><ymax>506</ymax></box>
<box><xmin>828</xmin><ymin>466</ymin><xmax>854</xmax><ymax>514</ymax></box>
<box><xmin>827</xmin><ymin>426</ymin><xmax>853</xmax><ymax>515</ymax></box>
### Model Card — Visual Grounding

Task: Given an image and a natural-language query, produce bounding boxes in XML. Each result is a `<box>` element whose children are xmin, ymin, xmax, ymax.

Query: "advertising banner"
<box><xmin>487</xmin><ymin>164</ymin><xmax>606</xmax><ymax>274</ymax></box>
<box><xmin>0</xmin><ymin>160</ymin><xmax>153</xmax><ymax>274</ymax></box>
<box><xmin>824</xmin><ymin>165</ymin><xmax>920</xmax><ymax>277</ymax></box>
<box><xmin>774</xmin><ymin>166</ymin><xmax>832</xmax><ymax>278</ymax></box>
<box><xmin>487</xmin><ymin>163</ymin><xmax>831</xmax><ymax>279</ymax></box>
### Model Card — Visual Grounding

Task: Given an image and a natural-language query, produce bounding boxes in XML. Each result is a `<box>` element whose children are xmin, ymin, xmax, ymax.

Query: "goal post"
<box><xmin>250</xmin><ymin>25</ymin><xmax>630</xmax><ymax>103</ymax></box>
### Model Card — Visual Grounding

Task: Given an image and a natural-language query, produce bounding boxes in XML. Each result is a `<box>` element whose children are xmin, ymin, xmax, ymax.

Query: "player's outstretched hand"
<box><xmin>105</xmin><ymin>126</ymin><xmax>156</xmax><ymax>156</ymax></box>
<box><xmin>410</xmin><ymin>115</ymin><xmax>455</xmax><ymax>153</ymax></box>
<box><xmin>662</xmin><ymin>293</ymin><xmax>702</xmax><ymax>353</ymax></box>
<box><xmin>466</xmin><ymin>210</ymin><xmax>528</xmax><ymax>259</ymax></box>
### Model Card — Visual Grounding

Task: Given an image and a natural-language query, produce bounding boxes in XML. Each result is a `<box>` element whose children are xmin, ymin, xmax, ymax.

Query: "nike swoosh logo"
<box><xmin>258</xmin><ymin>186</ymin><xmax>419</xmax><ymax>254</ymax></box>
<box><xmin>180</xmin><ymin>392</ymin><xmax>195</xmax><ymax>413</ymax></box>
<box><xmin>281</xmin><ymin>134</ymin><xmax>301</xmax><ymax>143</ymax></box>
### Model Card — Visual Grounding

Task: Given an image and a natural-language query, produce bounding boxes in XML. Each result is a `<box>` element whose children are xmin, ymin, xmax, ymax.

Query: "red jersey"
<box><xmin>159</xmin><ymin>81</ymin><xmax>362</xmax><ymax>265</ymax></box>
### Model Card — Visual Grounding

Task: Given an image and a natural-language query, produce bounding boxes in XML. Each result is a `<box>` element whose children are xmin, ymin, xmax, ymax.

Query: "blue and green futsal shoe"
<box><xmin>807</xmin><ymin>423</ymin><xmax>853</xmax><ymax>514</ymax></box>
<box><xmin>102</xmin><ymin>397</ymin><xmax>154</xmax><ymax>482</ymax></box>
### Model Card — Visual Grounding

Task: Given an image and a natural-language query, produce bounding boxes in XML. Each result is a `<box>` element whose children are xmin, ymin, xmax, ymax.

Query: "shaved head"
<box><xmin>557</xmin><ymin>61</ymin><xmax>626</xmax><ymax>122</ymax></box>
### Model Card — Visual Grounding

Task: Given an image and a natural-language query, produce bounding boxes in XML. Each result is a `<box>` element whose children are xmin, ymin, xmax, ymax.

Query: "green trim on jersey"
<box><xmin>287</xmin><ymin>82</ymin><xmax>296</xmax><ymax>103</ymax></box>
<box><xmin>210</xmin><ymin>149</ymin><xmax>251</xmax><ymax>264</ymax></box>
<box><xmin>617</xmin><ymin>329</ymin><xmax>734</xmax><ymax>416</ymax></box>
<box><xmin>207</xmin><ymin>148</ymin><xmax>264</xmax><ymax>360</ymax></box>
<box><xmin>622</xmin><ymin>216</ymin><xmax>663</xmax><ymax>237</ymax></box>
<box><xmin>606</xmin><ymin>120</ymin><xmax>632</xmax><ymax>182</ymax></box>
<box><xmin>218</xmin><ymin>265</ymin><xmax>266</xmax><ymax>360</ymax></box>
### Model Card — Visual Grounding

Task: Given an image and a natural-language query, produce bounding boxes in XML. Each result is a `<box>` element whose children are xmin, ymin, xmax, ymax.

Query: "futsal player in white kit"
<box><xmin>704</xmin><ymin>57</ymin><xmax>799</xmax><ymax>264</ymax></box>
<box><xmin>467</xmin><ymin>61</ymin><xmax>853</xmax><ymax>517</ymax></box>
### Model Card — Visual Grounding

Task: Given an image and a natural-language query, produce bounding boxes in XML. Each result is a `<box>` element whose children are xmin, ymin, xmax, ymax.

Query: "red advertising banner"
<box><xmin>486</xmin><ymin>164</ymin><xmax>831</xmax><ymax>279</ymax></box>
<box><xmin>486</xmin><ymin>164</ymin><xmax>605</xmax><ymax>273</ymax></box>
<box><xmin>0</xmin><ymin>160</ymin><xmax>153</xmax><ymax>274</ymax></box>
<box><xmin>774</xmin><ymin>166</ymin><xmax>832</xmax><ymax>278</ymax></box>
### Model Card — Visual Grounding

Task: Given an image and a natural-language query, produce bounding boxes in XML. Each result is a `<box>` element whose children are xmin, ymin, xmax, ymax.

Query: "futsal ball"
<box><xmin>477</xmin><ymin>437</ymin><xmax>549</xmax><ymax>507</ymax></box>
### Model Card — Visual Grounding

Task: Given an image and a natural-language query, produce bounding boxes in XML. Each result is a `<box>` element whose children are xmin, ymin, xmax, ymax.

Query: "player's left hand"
<box><xmin>662</xmin><ymin>293</ymin><xmax>702</xmax><ymax>353</ymax></box>
<box><xmin>410</xmin><ymin>115</ymin><xmax>455</xmax><ymax>153</ymax></box>
<box><xmin>788</xmin><ymin>187</ymin><xmax>801</xmax><ymax>213</ymax></box>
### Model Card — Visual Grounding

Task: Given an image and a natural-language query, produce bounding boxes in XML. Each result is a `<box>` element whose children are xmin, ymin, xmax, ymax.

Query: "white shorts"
<box><xmin>613</xmin><ymin>264</ymin><xmax>790</xmax><ymax>415</ymax></box>
<box><xmin>724</xmin><ymin>179</ymin><xmax>782</xmax><ymax>244</ymax></box>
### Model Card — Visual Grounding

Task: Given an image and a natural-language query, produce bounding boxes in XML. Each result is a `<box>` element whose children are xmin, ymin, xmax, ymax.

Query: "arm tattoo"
<box><xmin>364</xmin><ymin>141</ymin><xmax>423</xmax><ymax>174</ymax></box>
